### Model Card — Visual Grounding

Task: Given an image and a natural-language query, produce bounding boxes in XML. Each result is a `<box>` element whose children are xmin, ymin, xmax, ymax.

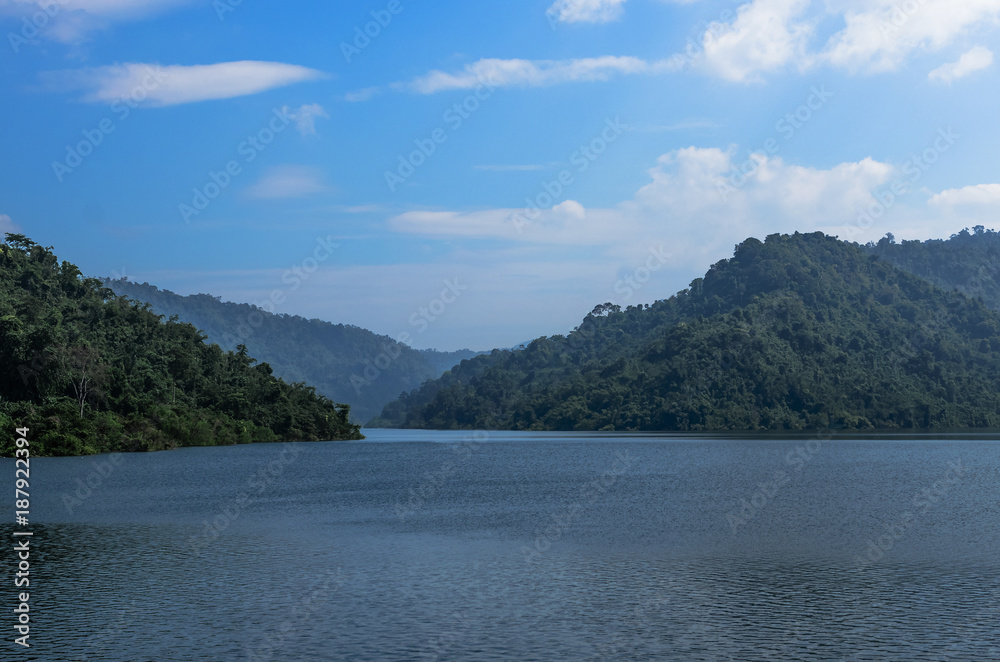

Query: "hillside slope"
<box><xmin>375</xmin><ymin>232</ymin><xmax>1000</xmax><ymax>431</ymax></box>
<box><xmin>862</xmin><ymin>226</ymin><xmax>1000</xmax><ymax>311</ymax></box>
<box><xmin>0</xmin><ymin>235</ymin><xmax>361</xmax><ymax>456</ymax></box>
<box><xmin>103</xmin><ymin>279</ymin><xmax>480</xmax><ymax>423</ymax></box>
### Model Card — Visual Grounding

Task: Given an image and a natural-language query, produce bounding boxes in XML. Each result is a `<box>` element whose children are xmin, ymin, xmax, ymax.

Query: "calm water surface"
<box><xmin>5</xmin><ymin>430</ymin><xmax>1000</xmax><ymax>661</ymax></box>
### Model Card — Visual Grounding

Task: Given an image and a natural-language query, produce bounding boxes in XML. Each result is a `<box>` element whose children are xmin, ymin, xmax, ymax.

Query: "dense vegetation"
<box><xmin>374</xmin><ymin>232</ymin><xmax>1000</xmax><ymax>431</ymax></box>
<box><xmin>0</xmin><ymin>235</ymin><xmax>361</xmax><ymax>456</ymax></box>
<box><xmin>861</xmin><ymin>226</ymin><xmax>1000</xmax><ymax>311</ymax></box>
<box><xmin>104</xmin><ymin>279</ymin><xmax>480</xmax><ymax>423</ymax></box>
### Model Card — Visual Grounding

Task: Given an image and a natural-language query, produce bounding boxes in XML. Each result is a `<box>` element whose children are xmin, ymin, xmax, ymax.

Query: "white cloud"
<box><xmin>347</xmin><ymin>1</ymin><xmax>1000</xmax><ymax>93</ymax></box>
<box><xmin>687</xmin><ymin>0</ymin><xmax>1000</xmax><ymax>82</ymax></box>
<box><xmin>388</xmin><ymin>146</ymin><xmax>897</xmax><ymax>266</ymax></box>
<box><xmin>406</xmin><ymin>56</ymin><xmax>676</xmax><ymax>94</ymax></box>
<box><xmin>546</xmin><ymin>0</ymin><xmax>628</xmax><ymax>24</ymax></box>
<box><xmin>282</xmin><ymin>103</ymin><xmax>329</xmax><ymax>135</ymax></box>
<box><xmin>822</xmin><ymin>0</ymin><xmax>1000</xmax><ymax>73</ymax></box>
<box><xmin>42</xmin><ymin>61</ymin><xmax>326</xmax><ymax>107</ymax></box>
<box><xmin>343</xmin><ymin>87</ymin><xmax>380</xmax><ymax>103</ymax></box>
<box><xmin>928</xmin><ymin>183</ymin><xmax>1000</xmax><ymax>206</ymax></box>
<box><xmin>697</xmin><ymin>0</ymin><xmax>814</xmax><ymax>82</ymax></box>
<box><xmin>928</xmin><ymin>46</ymin><xmax>995</xmax><ymax>83</ymax></box>
<box><xmin>247</xmin><ymin>165</ymin><xmax>329</xmax><ymax>200</ymax></box>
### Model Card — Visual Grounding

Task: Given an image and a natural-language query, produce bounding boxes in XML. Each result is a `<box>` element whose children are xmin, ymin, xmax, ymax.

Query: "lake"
<box><xmin>7</xmin><ymin>430</ymin><xmax>1000</xmax><ymax>660</ymax></box>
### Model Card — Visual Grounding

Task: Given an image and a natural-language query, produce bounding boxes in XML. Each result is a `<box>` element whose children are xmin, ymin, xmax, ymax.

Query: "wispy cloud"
<box><xmin>0</xmin><ymin>0</ymin><xmax>197</xmax><ymax>43</ymax></box>
<box><xmin>546</xmin><ymin>0</ymin><xmax>628</xmax><ymax>24</ymax></box>
<box><xmin>247</xmin><ymin>165</ymin><xmax>329</xmax><ymax>200</ymax></box>
<box><xmin>343</xmin><ymin>87</ymin><xmax>380</xmax><ymax>103</ymax></box>
<box><xmin>282</xmin><ymin>103</ymin><xmax>329</xmax><ymax>135</ymax></box>
<box><xmin>929</xmin><ymin>46</ymin><xmax>994</xmax><ymax>84</ymax></box>
<box><xmin>42</xmin><ymin>61</ymin><xmax>327</xmax><ymax>107</ymax></box>
<box><xmin>405</xmin><ymin>56</ymin><xmax>677</xmax><ymax>94</ymax></box>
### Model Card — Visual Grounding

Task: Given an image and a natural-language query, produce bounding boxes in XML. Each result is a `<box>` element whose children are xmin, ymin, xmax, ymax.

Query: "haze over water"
<box><xmin>11</xmin><ymin>431</ymin><xmax>1000</xmax><ymax>660</ymax></box>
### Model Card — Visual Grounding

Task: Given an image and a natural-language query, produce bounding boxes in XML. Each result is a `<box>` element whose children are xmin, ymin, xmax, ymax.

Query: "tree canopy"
<box><xmin>104</xmin><ymin>279</ymin><xmax>481</xmax><ymax>423</ymax></box>
<box><xmin>374</xmin><ymin>232</ymin><xmax>1000</xmax><ymax>431</ymax></box>
<box><xmin>0</xmin><ymin>235</ymin><xmax>362</xmax><ymax>456</ymax></box>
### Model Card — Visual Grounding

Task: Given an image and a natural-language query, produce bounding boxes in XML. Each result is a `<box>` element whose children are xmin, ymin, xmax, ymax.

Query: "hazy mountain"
<box><xmin>374</xmin><ymin>232</ymin><xmax>1000</xmax><ymax>431</ymax></box>
<box><xmin>103</xmin><ymin>279</ymin><xmax>481</xmax><ymax>423</ymax></box>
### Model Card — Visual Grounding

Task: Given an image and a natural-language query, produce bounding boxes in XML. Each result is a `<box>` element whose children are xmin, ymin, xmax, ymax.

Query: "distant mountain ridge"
<box><xmin>0</xmin><ymin>235</ymin><xmax>361</xmax><ymax>457</ymax></box>
<box><xmin>103</xmin><ymin>280</ymin><xmax>481</xmax><ymax>423</ymax></box>
<box><xmin>861</xmin><ymin>226</ymin><xmax>1000</xmax><ymax>311</ymax></box>
<box><xmin>374</xmin><ymin>231</ymin><xmax>1000</xmax><ymax>431</ymax></box>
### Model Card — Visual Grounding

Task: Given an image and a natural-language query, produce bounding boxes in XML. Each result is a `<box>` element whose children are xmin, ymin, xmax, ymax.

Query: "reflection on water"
<box><xmin>7</xmin><ymin>432</ymin><xmax>1000</xmax><ymax>660</ymax></box>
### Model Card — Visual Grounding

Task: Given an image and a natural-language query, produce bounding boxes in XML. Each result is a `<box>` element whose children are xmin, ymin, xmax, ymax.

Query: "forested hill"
<box><xmin>861</xmin><ymin>226</ymin><xmax>1000</xmax><ymax>311</ymax></box>
<box><xmin>103</xmin><ymin>279</ymin><xmax>481</xmax><ymax>423</ymax></box>
<box><xmin>0</xmin><ymin>235</ymin><xmax>362</xmax><ymax>456</ymax></box>
<box><xmin>374</xmin><ymin>232</ymin><xmax>1000</xmax><ymax>431</ymax></box>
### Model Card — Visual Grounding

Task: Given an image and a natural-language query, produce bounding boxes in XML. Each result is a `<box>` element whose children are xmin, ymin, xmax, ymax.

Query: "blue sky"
<box><xmin>2</xmin><ymin>0</ymin><xmax>1000</xmax><ymax>351</ymax></box>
